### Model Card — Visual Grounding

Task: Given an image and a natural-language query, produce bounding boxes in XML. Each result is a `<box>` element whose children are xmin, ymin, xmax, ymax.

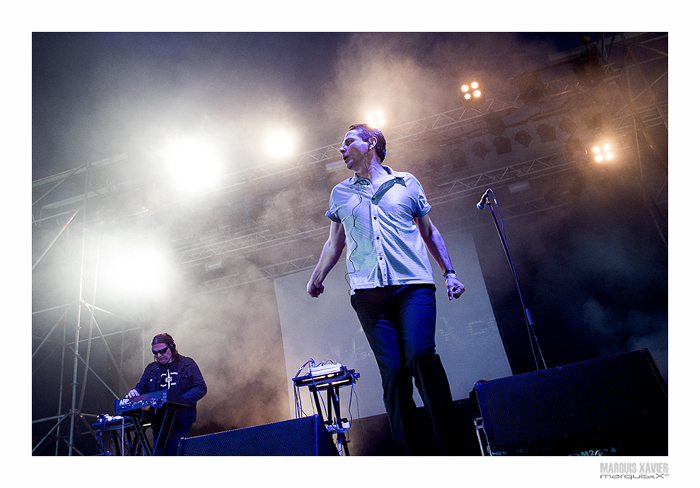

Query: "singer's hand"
<box><xmin>307</xmin><ymin>279</ymin><xmax>325</xmax><ymax>298</ymax></box>
<box><xmin>126</xmin><ymin>389</ymin><xmax>139</xmax><ymax>399</ymax></box>
<box><xmin>445</xmin><ymin>275</ymin><xmax>465</xmax><ymax>300</ymax></box>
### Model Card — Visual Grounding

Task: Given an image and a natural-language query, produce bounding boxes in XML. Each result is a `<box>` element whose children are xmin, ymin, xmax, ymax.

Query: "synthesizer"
<box><xmin>293</xmin><ymin>363</ymin><xmax>359</xmax><ymax>390</ymax></box>
<box><xmin>115</xmin><ymin>389</ymin><xmax>190</xmax><ymax>415</ymax></box>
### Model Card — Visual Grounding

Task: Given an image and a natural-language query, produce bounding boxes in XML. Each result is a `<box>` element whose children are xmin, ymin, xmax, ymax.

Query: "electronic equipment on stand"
<box><xmin>96</xmin><ymin>390</ymin><xmax>190</xmax><ymax>456</ymax></box>
<box><xmin>293</xmin><ymin>362</ymin><xmax>359</xmax><ymax>456</ymax></box>
<box><xmin>92</xmin><ymin>414</ymin><xmax>142</xmax><ymax>456</ymax></box>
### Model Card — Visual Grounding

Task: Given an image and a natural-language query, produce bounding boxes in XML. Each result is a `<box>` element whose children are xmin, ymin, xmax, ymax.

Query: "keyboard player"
<box><xmin>125</xmin><ymin>333</ymin><xmax>207</xmax><ymax>455</ymax></box>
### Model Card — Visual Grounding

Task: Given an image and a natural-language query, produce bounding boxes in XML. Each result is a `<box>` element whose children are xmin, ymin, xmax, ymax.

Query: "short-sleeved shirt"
<box><xmin>326</xmin><ymin>165</ymin><xmax>435</xmax><ymax>294</ymax></box>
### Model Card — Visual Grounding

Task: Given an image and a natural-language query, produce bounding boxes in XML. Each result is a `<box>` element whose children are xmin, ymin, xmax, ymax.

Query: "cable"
<box><xmin>344</xmin><ymin>194</ymin><xmax>364</xmax><ymax>292</ymax></box>
<box><xmin>347</xmin><ymin>380</ymin><xmax>366</xmax><ymax>455</ymax></box>
<box><xmin>293</xmin><ymin>359</ymin><xmax>316</xmax><ymax>418</ymax></box>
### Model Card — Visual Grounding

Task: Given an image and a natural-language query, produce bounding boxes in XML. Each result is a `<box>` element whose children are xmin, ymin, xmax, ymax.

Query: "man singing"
<box><xmin>126</xmin><ymin>333</ymin><xmax>207</xmax><ymax>455</ymax></box>
<box><xmin>307</xmin><ymin>124</ymin><xmax>466</xmax><ymax>455</ymax></box>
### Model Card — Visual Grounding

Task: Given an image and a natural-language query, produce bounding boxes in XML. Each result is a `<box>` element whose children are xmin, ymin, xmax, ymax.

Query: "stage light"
<box><xmin>516</xmin><ymin>71</ymin><xmax>546</xmax><ymax>106</ymax></box>
<box><xmin>485</xmin><ymin>114</ymin><xmax>506</xmax><ymax>136</ymax></box>
<box><xmin>164</xmin><ymin>136</ymin><xmax>224</xmax><ymax>195</ymax></box>
<box><xmin>367</xmin><ymin>110</ymin><xmax>385</xmax><ymax>127</ymax></box>
<box><xmin>514</xmin><ymin>129</ymin><xmax>533</xmax><ymax>147</ymax></box>
<box><xmin>592</xmin><ymin>142</ymin><xmax>614</xmax><ymax>162</ymax></box>
<box><xmin>265</xmin><ymin>130</ymin><xmax>296</xmax><ymax>159</ymax></box>
<box><xmin>100</xmin><ymin>243</ymin><xmax>174</xmax><ymax>299</ymax></box>
<box><xmin>536</xmin><ymin>124</ymin><xmax>557</xmax><ymax>143</ymax></box>
<box><xmin>460</xmin><ymin>81</ymin><xmax>484</xmax><ymax>105</ymax></box>
<box><xmin>559</xmin><ymin>119</ymin><xmax>578</xmax><ymax>135</ymax></box>
<box><xmin>493</xmin><ymin>136</ymin><xmax>512</xmax><ymax>155</ymax></box>
<box><xmin>472</xmin><ymin>141</ymin><xmax>489</xmax><ymax>160</ymax></box>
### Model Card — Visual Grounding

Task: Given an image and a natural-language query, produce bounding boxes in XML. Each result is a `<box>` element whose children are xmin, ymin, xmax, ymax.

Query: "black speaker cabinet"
<box><xmin>472</xmin><ymin>348</ymin><xmax>667</xmax><ymax>455</ymax></box>
<box><xmin>177</xmin><ymin>415</ymin><xmax>337</xmax><ymax>456</ymax></box>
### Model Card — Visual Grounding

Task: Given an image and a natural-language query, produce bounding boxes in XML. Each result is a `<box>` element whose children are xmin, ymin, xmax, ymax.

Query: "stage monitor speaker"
<box><xmin>472</xmin><ymin>348</ymin><xmax>667</xmax><ymax>455</ymax></box>
<box><xmin>177</xmin><ymin>415</ymin><xmax>337</xmax><ymax>456</ymax></box>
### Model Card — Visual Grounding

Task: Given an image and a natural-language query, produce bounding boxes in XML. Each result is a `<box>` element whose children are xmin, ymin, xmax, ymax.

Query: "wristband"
<box><xmin>443</xmin><ymin>269</ymin><xmax>456</xmax><ymax>278</ymax></box>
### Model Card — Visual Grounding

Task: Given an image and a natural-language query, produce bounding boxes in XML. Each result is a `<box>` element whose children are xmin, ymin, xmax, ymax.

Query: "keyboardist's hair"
<box><xmin>152</xmin><ymin>333</ymin><xmax>178</xmax><ymax>356</ymax></box>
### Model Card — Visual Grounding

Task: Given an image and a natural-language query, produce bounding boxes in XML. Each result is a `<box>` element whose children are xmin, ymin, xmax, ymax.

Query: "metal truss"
<box><xmin>171</xmin><ymin>82</ymin><xmax>668</xmax><ymax>275</ymax></box>
<box><xmin>146</xmin><ymin>84</ymin><xmax>668</xmax><ymax>286</ymax></box>
<box><xmin>179</xmin><ymin>150</ymin><xmax>584</xmax><ymax>295</ymax></box>
<box><xmin>194</xmin><ymin>189</ymin><xmax>581</xmax><ymax>293</ymax></box>
<box><xmin>176</xmin><ymin>222</ymin><xmax>328</xmax><ymax>268</ymax></box>
<box><xmin>32</xmin><ymin>64</ymin><xmax>630</xmax><ymax>226</ymax></box>
<box><xmin>197</xmin><ymin>255</ymin><xmax>321</xmax><ymax>295</ymax></box>
<box><xmin>431</xmin><ymin>152</ymin><xmax>572</xmax><ymax>205</ymax></box>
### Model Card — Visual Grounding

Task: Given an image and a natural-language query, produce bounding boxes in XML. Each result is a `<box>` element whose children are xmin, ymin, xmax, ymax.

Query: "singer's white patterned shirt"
<box><xmin>326</xmin><ymin>165</ymin><xmax>435</xmax><ymax>294</ymax></box>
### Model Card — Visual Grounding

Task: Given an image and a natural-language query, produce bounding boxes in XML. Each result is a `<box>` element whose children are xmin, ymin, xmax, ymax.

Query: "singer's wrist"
<box><xmin>443</xmin><ymin>269</ymin><xmax>456</xmax><ymax>279</ymax></box>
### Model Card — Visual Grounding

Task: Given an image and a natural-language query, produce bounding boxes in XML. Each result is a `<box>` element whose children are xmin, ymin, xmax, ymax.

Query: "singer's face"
<box><xmin>339</xmin><ymin>129</ymin><xmax>373</xmax><ymax>175</ymax></box>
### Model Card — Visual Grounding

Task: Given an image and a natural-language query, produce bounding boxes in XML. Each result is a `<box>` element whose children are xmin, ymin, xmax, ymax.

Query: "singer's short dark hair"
<box><xmin>348</xmin><ymin>124</ymin><xmax>387</xmax><ymax>162</ymax></box>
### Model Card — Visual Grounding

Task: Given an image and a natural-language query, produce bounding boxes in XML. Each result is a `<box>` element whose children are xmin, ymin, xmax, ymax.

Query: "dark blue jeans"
<box><xmin>351</xmin><ymin>284</ymin><xmax>459</xmax><ymax>455</ymax></box>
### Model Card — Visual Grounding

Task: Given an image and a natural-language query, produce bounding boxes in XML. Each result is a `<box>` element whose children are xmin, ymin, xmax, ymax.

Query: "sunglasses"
<box><xmin>152</xmin><ymin>347</ymin><xmax>169</xmax><ymax>356</ymax></box>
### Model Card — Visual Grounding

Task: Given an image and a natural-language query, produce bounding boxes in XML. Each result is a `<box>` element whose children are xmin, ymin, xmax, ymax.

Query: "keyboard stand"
<box><xmin>293</xmin><ymin>366</ymin><xmax>358</xmax><ymax>456</ymax></box>
<box><xmin>92</xmin><ymin>416</ymin><xmax>145</xmax><ymax>456</ymax></box>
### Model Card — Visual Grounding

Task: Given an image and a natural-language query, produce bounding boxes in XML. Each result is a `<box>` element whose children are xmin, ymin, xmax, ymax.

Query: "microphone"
<box><xmin>476</xmin><ymin>189</ymin><xmax>491</xmax><ymax>210</ymax></box>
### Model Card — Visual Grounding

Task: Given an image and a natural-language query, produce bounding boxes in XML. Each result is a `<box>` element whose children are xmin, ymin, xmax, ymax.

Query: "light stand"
<box><xmin>478</xmin><ymin>188</ymin><xmax>547</xmax><ymax>371</ymax></box>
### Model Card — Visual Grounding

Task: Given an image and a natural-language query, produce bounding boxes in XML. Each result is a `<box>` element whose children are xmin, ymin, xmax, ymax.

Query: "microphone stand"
<box><xmin>480</xmin><ymin>189</ymin><xmax>547</xmax><ymax>371</ymax></box>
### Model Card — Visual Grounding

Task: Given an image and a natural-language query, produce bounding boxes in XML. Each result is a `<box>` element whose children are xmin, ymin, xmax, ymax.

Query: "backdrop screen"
<box><xmin>274</xmin><ymin>228</ymin><xmax>511</xmax><ymax>420</ymax></box>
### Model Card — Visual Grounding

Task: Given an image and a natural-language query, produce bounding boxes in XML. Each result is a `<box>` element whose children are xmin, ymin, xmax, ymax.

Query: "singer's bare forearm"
<box><xmin>307</xmin><ymin>221</ymin><xmax>346</xmax><ymax>297</ymax></box>
<box><xmin>415</xmin><ymin>215</ymin><xmax>465</xmax><ymax>300</ymax></box>
<box><xmin>415</xmin><ymin>215</ymin><xmax>453</xmax><ymax>274</ymax></box>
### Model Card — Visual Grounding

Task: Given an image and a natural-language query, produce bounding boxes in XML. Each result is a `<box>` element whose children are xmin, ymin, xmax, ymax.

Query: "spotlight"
<box><xmin>493</xmin><ymin>136</ymin><xmax>512</xmax><ymax>155</ymax></box>
<box><xmin>367</xmin><ymin>110</ymin><xmax>385</xmax><ymax>127</ymax></box>
<box><xmin>101</xmin><ymin>242</ymin><xmax>173</xmax><ymax>299</ymax></box>
<box><xmin>265</xmin><ymin>130</ymin><xmax>296</xmax><ymax>159</ymax></box>
<box><xmin>484</xmin><ymin>114</ymin><xmax>506</xmax><ymax>136</ymax></box>
<box><xmin>536</xmin><ymin>124</ymin><xmax>557</xmax><ymax>143</ymax></box>
<box><xmin>460</xmin><ymin>81</ymin><xmax>485</xmax><ymax>105</ymax></box>
<box><xmin>592</xmin><ymin>142</ymin><xmax>614</xmax><ymax>162</ymax></box>
<box><xmin>164</xmin><ymin>136</ymin><xmax>224</xmax><ymax>195</ymax></box>
<box><xmin>472</xmin><ymin>141</ymin><xmax>489</xmax><ymax>160</ymax></box>
<box><xmin>516</xmin><ymin>71</ymin><xmax>546</xmax><ymax>106</ymax></box>
<box><xmin>514</xmin><ymin>129</ymin><xmax>532</xmax><ymax>147</ymax></box>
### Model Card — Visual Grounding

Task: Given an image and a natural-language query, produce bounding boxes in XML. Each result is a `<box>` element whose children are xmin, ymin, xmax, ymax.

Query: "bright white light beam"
<box><xmin>265</xmin><ymin>131</ymin><xmax>296</xmax><ymax>159</ymax></box>
<box><xmin>164</xmin><ymin>136</ymin><xmax>224</xmax><ymax>194</ymax></box>
<box><xmin>101</xmin><ymin>245</ymin><xmax>174</xmax><ymax>300</ymax></box>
